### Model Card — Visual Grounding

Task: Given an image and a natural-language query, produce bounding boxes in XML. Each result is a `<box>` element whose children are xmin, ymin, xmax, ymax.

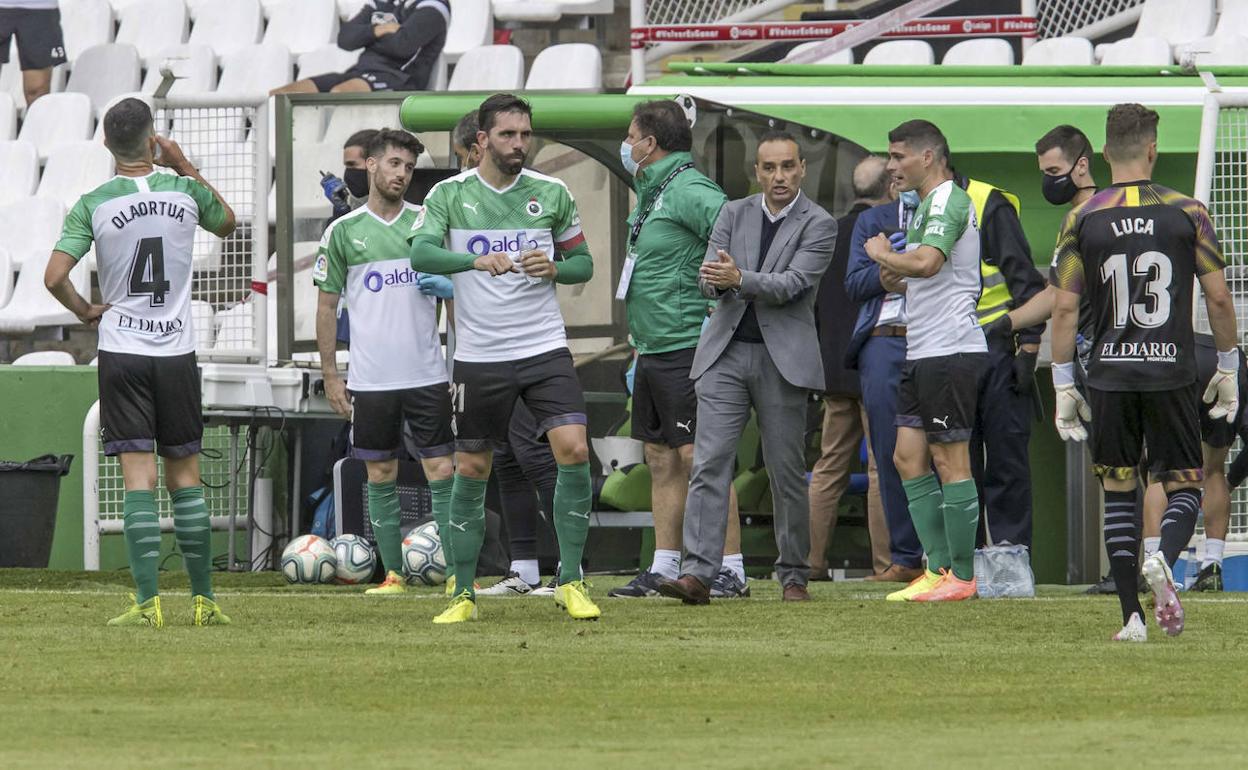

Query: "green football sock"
<box><xmin>902</xmin><ymin>473</ymin><xmax>950</xmax><ymax>574</ymax></box>
<box><xmin>171</xmin><ymin>485</ymin><xmax>213</xmax><ymax>599</ymax></box>
<box><xmin>941</xmin><ymin>478</ymin><xmax>980</xmax><ymax>582</ymax></box>
<box><xmin>122</xmin><ymin>490</ymin><xmax>161</xmax><ymax>603</ymax></box>
<box><xmin>428</xmin><ymin>477</ymin><xmax>455</xmax><ymax>568</ymax></box>
<box><xmin>367</xmin><ymin>480</ymin><xmax>403</xmax><ymax>575</ymax></box>
<box><xmin>553</xmin><ymin>462</ymin><xmax>592</xmax><ymax>585</ymax></box>
<box><xmin>448</xmin><ymin>474</ymin><xmax>488</xmax><ymax>599</ymax></box>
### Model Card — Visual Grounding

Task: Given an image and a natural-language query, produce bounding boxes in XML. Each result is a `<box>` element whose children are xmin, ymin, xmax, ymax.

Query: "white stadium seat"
<box><xmin>189</xmin><ymin>0</ymin><xmax>264</xmax><ymax>61</ymax></box>
<box><xmin>0</xmin><ymin>140</ymin><xmax>39</xmax><ymax>206</ymax></box>
<box><xmin>0</xmin><ymin>92</ymin><xmax>13</xmax><ymax>139</ymax></box>
<box><xmin>218</xmin><ymin>44</ymin><xmax>293</xmax><ymax>98</ymax></box>
<box><xmin>1175</xmin><ymin>1</ymin><xmax>1248</xmax><ymax>64</ymax></box>
<box><xmin>1187</xmin><ymin>34</ymin><xmax>1248</xmax><ymax>65</ymax></box>
<box><xmin>18</xmin><ymin>92</ymin><xmax>93</xmax><ymax>162</ymax></box>
<box><xmin>525</xmin><ymin>44</ymin><xmax>602</xmax><ymax>91</ymax></box>
<box><xmin>942</xmin><ymin>38</ymin><xmax>1014</xmax><ymax>66</ymax></box>
<box><xmin>338</xmin><ymin>0</ymin><xmax>367</xmax><ymax>19</ymax></box>
<box><xmin>13</xmin><ymin>350</ymin><xmax>76</xmax><ymax>366</ymax></box>
<box><xmin>263</xmin><ymin>0</ymin><xmax>338</xmax><ymax>57</ymax></box>
<box><xmin>443</xmin><ymin>0</ymin><xmax>494</xmax><ymax>63</ymax></box>
<box><xmin>492</xmin><ymin>0</ymin><xmax>562</xmax><ymax>23</ymax></box>
<box><xmin>429</xmin><ymin>54</ymin><xmax>448</xmax><ymax>90</ymax></box>
<box><xmin>0</xmin><ymin>247</ymin><xmax>90</xmax><ymax>333</ymax></box>
<box><xmin>1133</xmin><ymin>0</ymin><xmax>1215</xmax><ymax>48</ymax></box>
<box><xmin>786</xmin><ymin>41</ymin><xmax>854</xmax><ymax>64</ymax></box>
<box><xmin>1100</xmin><ymin>36</ymin><xmax>1172</xmax><ymax>66</ymax></box>
<box><xmin>1214</xmin><ymin>0</ymin><xmax>1248</xmax><ymax>38</ymax></box>
<box><xmin>141</xmin><ymin>45</ymin><xmax>218</xmax><ymax>95</ymax></box>
<box><xmin>552</xmin><ymin>0</ymin><xmax>613</xmax><ymax>15</ymax></box>
<box><xmin>0</xmin><ymin>197</ymin><xmax>64</xmax><ymax>269</ymax></box>
<box><xmin>260</xmin><ymin>0</ymin><xmax>288</xmax><ymax>18</ymax></box>
<box><xmin>448</xmin><ymin>45</ymin><xmax>525</xmax><ymax>91</ymax></box>
<box><xmin>116</xmin><ymin>0</ymin><xmax>190</xmax><ymax>67</ymax></box>
<box><xmin>36</xmin><ymin>141</ymin><xmax>115</xmax><ymax>210</ymax></box>
<box><xmin>66</xmin><ymin>44</ymin><xmax>142</xmax><ymax>117</ymax></box>
<box><xmin>1022</xmin><ymin>37</ymin><xmax>1095</xmax><ymax>66</ymax></box>
<box><xmin>863</xmin><ymin>40</ymin><xmax>935</xmax><ymax>65</ymax></box>
<box><xmin>0</xmin><ymin>246</ymin><xmax>12</xmax><ymax>310</ymax></box>
<box><xmin>297</xmin><ymin>44</ymin><xmax>361</xmax><ymax>80</ymax></box>
<box><xmin>60</xmin><ymin>0</ymin><xmax>115</xmax><ymax>64</ymax></box>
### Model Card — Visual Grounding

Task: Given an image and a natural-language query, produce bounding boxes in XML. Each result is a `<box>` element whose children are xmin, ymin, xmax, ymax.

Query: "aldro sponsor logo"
<box><xmin>363</xmin><ymin>267</ymin><xmax>419</xmax><ymax>293</ymax></box>
<box><xmin>465</xmin><ymin>233</ymin><xmax>538</xmax><ymax>256</ymax></box>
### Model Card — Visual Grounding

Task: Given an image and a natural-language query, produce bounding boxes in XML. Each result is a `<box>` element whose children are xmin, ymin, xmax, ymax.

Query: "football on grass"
<box><xmin>331</xmin><ymin>534</ymin><xmax>376</xmax><ymax>584</ymax></box>
<box><xmin>282</xmin><ymin>534</ymin><xmax>336</xmax><ymax>584</ymax></box>
<box><xmin>402</xmin><ymin>522</ymin><xmax>446</xmax><ymax>586</ymax></box>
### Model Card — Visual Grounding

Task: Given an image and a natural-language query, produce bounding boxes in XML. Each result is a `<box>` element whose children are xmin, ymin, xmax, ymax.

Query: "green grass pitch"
<box><xmin>2</xmin><ymin>569</ymin><xmax>1248</xmax><ymax>768</ymax></box>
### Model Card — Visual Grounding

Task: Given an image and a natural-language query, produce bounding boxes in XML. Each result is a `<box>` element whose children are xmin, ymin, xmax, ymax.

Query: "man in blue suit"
<box><xmin>844</xmin><ymin>189</ymin><xmax>925</xmax><ymax>580</ymax></box>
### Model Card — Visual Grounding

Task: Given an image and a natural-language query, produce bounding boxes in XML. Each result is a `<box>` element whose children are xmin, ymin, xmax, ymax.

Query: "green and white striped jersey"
<box><xmin>409</xmin><ymin>168</ymin><xmax>585</xmax><ymax>363</ymax></box>
<box><xmin>54</xmin><ymin>172</ymin><xmax>228</xmax><ymax>357</ymax></box>
<box><xmin>313</xmin><ymin>203</ymin><xmax>446</xmax><ymax>391</ymax></box>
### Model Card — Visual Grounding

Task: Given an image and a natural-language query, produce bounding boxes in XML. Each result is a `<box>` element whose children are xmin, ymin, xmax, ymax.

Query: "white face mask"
<box><xmin>620</xmin><ymin>138</ymin><xmax>652</xmax><ymax>176</ymax></box>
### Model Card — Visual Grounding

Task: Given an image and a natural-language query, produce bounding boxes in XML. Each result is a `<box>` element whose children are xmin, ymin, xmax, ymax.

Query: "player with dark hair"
<box><xmin>312</xmin><ymin>128</ymin><xmax>457</xmax><ymax>597</ymax></box>
<box><xmin>1049</xmin><ymin>103</ymin><xmax>1240</xmax><ymax>641</ymax></box>
<box><xmin>410</xmin><ymin>93</ymin><xmax>600</xmax><ymax>623</ymax></box>
<box><xmin>44</xmin><ymin>97</ymin><xmax>236</xmax><ymax>627</ymax></box>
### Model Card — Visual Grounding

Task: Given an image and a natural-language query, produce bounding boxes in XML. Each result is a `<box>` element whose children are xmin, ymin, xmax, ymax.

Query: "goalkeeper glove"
<box><xmin>1052</xmin><ymin>362</ymin><xmax>1089</xmax><ymax>442</ymax></box>
<box><xmin>1203</xmin><ymin>349</ymin><xmax>1240</xmax><ymax>423</ymax></box>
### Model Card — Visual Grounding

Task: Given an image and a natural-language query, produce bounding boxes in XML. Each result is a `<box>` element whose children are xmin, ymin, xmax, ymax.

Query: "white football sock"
<box><xmin>511</xmin><ymin>559</ymin><xmax>540</xmax><ymax>586</ymax></box>
<box><xmin>1143</xmin><ymin>537</ymin><xmax>1161</xmax><ymax>558</ymax></box>
<box><xmin>722</xmin><ymin>553</ymin><xmax>746</xmax><ymax>583</ymax></box>
<box><xmin>1203</xmin><ymin>538</ymin><xmax>1226</xmax><ymax>568</ymax></box>
<box><xmin>649</xmin><ymin>549</ymin><xmax>681</xmax><ymax>579</ymax></box>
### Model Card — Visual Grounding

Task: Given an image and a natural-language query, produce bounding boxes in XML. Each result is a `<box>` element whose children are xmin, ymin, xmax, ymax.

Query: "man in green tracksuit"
<box><xmin>610</xmin><ymin>99</ymin><xmax>747</xmax><ymax>599</ymax></box>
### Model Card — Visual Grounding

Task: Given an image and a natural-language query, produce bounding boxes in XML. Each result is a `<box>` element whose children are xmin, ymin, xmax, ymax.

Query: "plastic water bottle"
<box><xmin>1183</xmin><ymin>545</ymin><xmax>1199</xmax><ymax>591</ymax></box>
<box><xmin>515</xmin><ymin>229</ymin><xmax>542</xmax><ymax>286</ymax></box>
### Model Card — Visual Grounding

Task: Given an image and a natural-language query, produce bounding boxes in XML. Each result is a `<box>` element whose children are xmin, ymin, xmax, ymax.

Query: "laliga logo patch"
<box><xmin>313</xmin><ymin>253</ymin><xmax>328</xmax><ymax>281</ymax></box>
<box><xmin>527</xmin><ymin>198</ymin><xmax>542</xmax><ymax>217</ymax></box>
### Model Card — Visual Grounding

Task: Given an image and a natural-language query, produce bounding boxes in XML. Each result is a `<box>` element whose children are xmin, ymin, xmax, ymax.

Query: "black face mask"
<box><xmin>1041</xmin><ymin>170</ymin><xmax>1079</xmax><ymax>205</ymax></box>
<box><xmin>343</xmin><ymin>167</ymin><xmax>370</xmax><ymax>199</ymax></box>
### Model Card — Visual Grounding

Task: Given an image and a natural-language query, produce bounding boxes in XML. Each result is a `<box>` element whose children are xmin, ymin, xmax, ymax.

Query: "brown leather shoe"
<box><xmin>864</xmin><ymin>564</ymin><xmax>924</xmax><ymax>583</ymax></box>
<box><xmin>782</xmin><ymin>583</ymin><xmax>811</xmax><ymax>602</ymax></box>
<box><xmin>658</xmin><ymin>575</ymin><xmax>710</xmax><ymax>605</ymax></box>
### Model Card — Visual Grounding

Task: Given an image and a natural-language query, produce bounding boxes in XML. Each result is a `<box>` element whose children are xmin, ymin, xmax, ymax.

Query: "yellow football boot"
<box><xmin>885</xmin><ymin>569</ymin><xmax>944</xmax><ymax>602</ymax></box>
<box><xmin>432</xmin><ymin>591</ymin><xmax>478</xmax><ymax>624</ymax></box>
<box><xmin>554</xmin><ymin>580</ymin><xmax>601</xmax><ymax>620</ymax></box>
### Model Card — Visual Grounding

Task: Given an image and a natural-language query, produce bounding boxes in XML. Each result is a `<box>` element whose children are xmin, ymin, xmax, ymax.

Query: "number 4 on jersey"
<box><xmin>128</xmin><ymin>236</ymin><xmax>170</xmax><ymax>307</ymax></box>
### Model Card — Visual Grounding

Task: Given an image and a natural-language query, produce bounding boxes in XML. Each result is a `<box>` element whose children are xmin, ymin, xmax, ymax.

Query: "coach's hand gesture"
<box><xmin>520</xmin><ymin>248</ymin><xmax>556</xmax><ymax>280</ymax></box>
<box><xmin>474</xmin><ymin>252</ymin><xmax>516</xmax><ymax>276</ymax></box>
<box><xmin>324</xmin><ymin>374</ymin><xmax>352</xmax><ymax>418</ymax></box>
<box><xmin>700</xmin><ymin>249</ymin><xmax>742</xmax><ymax>290</ymax></box>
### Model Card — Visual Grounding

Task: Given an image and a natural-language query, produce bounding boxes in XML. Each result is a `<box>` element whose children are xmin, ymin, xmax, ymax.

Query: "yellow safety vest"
<box><xmin>964</xmin><ymin>178</ymin><xmax>1020</xmax><ymax>326</ymax></box>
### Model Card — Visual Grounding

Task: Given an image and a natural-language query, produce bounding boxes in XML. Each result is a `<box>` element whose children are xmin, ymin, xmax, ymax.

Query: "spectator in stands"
<box><xmin>844</xmin><ymin>170</ymin><xmax>925</xmax><ymax>583</ymax></box>
<box><xmin>658</xmin><ymin>130</ymin><xmax>836</xmax><ymax>605</ymax></box>
<box><xmin>323</xmin><ymin>129</ymin><xmax>380</xmax><ymax>222</ymax></box>
<box><xmin>809</xmin><ymin>156</ymin><xmax>895</xmax><ymax>581</ymax></box>
<box><xmin>0</xmin><ymin>0</ymin><xmax>66</xmax><ymax>106</ymax></box>
<box><xmin>272</xmin><ymin>0</ymin><xmax>450</xmax><ymax>95</ymax></box>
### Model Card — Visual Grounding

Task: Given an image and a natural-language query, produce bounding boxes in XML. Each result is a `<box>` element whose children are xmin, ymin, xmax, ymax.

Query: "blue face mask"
<box><xmin>900</xmin><ymin>190</ymin><xmax>920</xmax><ymax>209</ymax></box>
<box><xmin>620</xmin><ymin>138</ymin><xmax>651</xmax><ymax>176</ymax></box>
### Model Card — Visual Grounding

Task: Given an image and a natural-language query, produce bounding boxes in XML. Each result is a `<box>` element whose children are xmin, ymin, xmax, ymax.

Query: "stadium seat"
<box><xmin>188</xmin><ymin>0</ymin><xmax>264</xmax><ymax>61</ymax></box>
<box><xmin>0</xmin><ymin>248</ymin><xmax>90</xmax><ymax>333</ymax></box>
<box><xmin>0</xmin><ymin>92</ymin><xmax>13</xmax><ymax>139</ymax></box>
<box><xmin>36</xmin><ymin>141</ymin><xmax>115</xmax><ymax>210</ymax></box>
<box><xmin>297</xmin><ymin>44</ymin><xmax>362</xmax><ymax>80</ymax></box>
<box><xmin>552</xmin><ymin>0</ymin><xmax>613</xmax><ymax>16</ymax></box>
<box><xmin>862</xmin><ymin>40</ymin><xmax>935</xmax><ymax>65</ymax></box>
<box><xmin>263</xmin><ymin>0</ymin><xmax>339</xmax><ymax>57</ymax></box>
<box><xmin>116</xmin><ymin>0</ymin><xmax>190</xmax><ymax>67</ymax></box>
<box><xmin>60</xmin><ymin>0</ymin><xmax>115</xmax><ymax>64</ymax></box>
<box><xmin>1187</xmin><ymin>34</ymin><xmax>1248</xmax><ymax>65</ymax></box>
<box><xmin>785</xmin><ymin>41</ymin><xmax>854</xmax><ymax>64</ymax></box>
<box><xmin>218</xmin><ymin>44</ymin><xmax>294</xmax><ymax>98</ymax></box>
<box><xmin>492</xmin><ymin>0</ymin><xmax>562</xmax><ymax>23</ymax></box>
<box><xmin>1214</xmin><ymin>0</ymin><xmax>1248</xmax><ymax>37</ymax></box>
<box><xmin>1022</xmin><ymin>36</ymin><xmax>1095</xmax><ymax>66</ymax></box>
<box><xmin>337</xmin><ymin>0</ymin><xmax>367</xmax><ymax>19</ymax></box>
<box><xmin>0</xmin><ymin>140</ymin><xmax>39</xmax><ymax>206</ymax></box>
<box><xmin>18</xmin><ymin>92</ymin><xmax>93</xmax><ymax>162</ymax></box>
<box><xmin>0</xmin><ymin>197</ymin><xmax>64</xmax><ymax>269</ymax></box>
<box><xmin>448</xmin><ymin>45</ymin><xmax>525</xmax><ymax>91</ymax></box>
<box><xmin>1133</xmin><ymin>0</ymin><xmax>1215</xmax><ymax>48</ymax></box>
<box><xmin>443</xmin><ymin>0</ymin><xmax>494</xmax><ymax>63</ymax></box>
<box><xmin>66</xmin><ymin>44</ymin><xmax>142</xmax><ymax>117</ymax></box>
<box><xmin>942</xmin><ymin>38</ymin><xmax>1014</xmax><ymax>66</ymax></box>
<box><xmin>524</xmin><ymin>44</ymin><xmax>601</xmax><ymax>91</ymax></box>
<box><xmin>429</xmin><ymin>55</ymin><xmax>448</xmax><ymax>91</ymax></box>
<box><xmin>1100</xmin><ymin>37</ymin><xmax>1172</xmax><ymax>66</ymax></box>
<box><xmin>260</xmin><ymin>0</ymin><xmax>288</xmax><ymax>18</ymax></box>
<box><xmin>13</xmin><ymin>350</ymin><xmax>76</xmax><ymax>366</ymax></box>
<box><xmin>106</xmin><ymin>0</ymin><xmax>145</xmax><ymax>14</ymax></box>
<box><xmin>1174</xmin><ymin>0</ymin><xmax>1248</xmax><ymax>64</ymax></box>
<box><xmin>141</xmin><ymin>45</ymin><xmax>218</xmax><ymax>95</ymax></box>
<box><xmin>0</xmin><ymin>246</ymin><xmax>12</xmax><ymax>309</ymax></box>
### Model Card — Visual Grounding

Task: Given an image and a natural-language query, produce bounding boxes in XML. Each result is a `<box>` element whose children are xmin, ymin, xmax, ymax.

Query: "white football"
<box><xmin>281</xmin><ymin>534</ymin><xmax>337</xmax><ymax>584</ymax></box>
<box><xmin>401</xmin><ymin>522</ymin><xmax>446</xmax><ymax>586</ymax></box>
<box><xmin>330</xmin><ymin>534</ymin><xmax>377</xmax><ymax>584</ymax></box>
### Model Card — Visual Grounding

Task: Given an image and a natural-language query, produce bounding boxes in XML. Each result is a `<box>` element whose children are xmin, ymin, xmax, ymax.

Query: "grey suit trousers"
<box><xmin>681</xmin><ymin>339</ymin><xmax>811</xmax><ymax>587</ymax></box>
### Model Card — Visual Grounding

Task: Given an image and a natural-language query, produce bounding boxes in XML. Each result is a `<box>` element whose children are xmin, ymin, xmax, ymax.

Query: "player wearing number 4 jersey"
<box><xmin>312</xmin><ymin>129</ymin><xmax>456</xmax><ymax>598</ymax></box>
<box><xmin>409</xmin><ymin>93</ymin><xmax>600</xmax><ymax>623</ymax></box>
<box><xmin>1049</xmin><ymin>103</ymin><xmax>1240</xmax><ymax>642</ymax></box>
<box><xmin>45</xmin><ymin>98</ymin><xmax>236</xmax><ymax>627</ymax></box>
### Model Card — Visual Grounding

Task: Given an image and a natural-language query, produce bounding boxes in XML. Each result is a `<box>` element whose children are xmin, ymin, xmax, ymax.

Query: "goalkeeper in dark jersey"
<box><xmin>1049</xmin><ymin>103</ymin><xmax>1240</xmax><ymax>642</ymax></box>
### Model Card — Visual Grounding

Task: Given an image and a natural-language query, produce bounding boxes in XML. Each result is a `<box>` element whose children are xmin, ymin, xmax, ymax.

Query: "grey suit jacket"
<box><xmin>693</xmin><ymin>192</ymin><xmax>837</xmax><ymax>391</ymax></box>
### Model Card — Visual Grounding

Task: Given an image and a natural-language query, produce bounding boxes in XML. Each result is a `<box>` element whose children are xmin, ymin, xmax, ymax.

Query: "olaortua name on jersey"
<box><xmin>109</xmin><ymin>199</ymin><xmax>189</xmax><ymax>231</ymax></box>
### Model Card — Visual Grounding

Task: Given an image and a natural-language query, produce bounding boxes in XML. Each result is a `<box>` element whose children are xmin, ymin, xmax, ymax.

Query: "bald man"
<box><xmin>810</xmin><ymin>156</ymin><xmax>896</xmax><ymax>579</ymax></box>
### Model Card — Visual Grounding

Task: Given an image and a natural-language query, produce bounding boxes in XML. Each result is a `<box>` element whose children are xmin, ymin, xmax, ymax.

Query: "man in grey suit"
<box><xmin>658</xmin><ymin>130</ymin><xmax>837</xmax><ymax>604</ymax></box>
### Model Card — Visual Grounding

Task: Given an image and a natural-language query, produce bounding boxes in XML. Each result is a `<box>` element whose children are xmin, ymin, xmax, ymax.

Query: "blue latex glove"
<box><xmin>320</xmin><ymin>173</ymin><xmax>347</xmax><ymax>204</ymax></box>
<box><xmin>417</xmin><ymin>273</ymin><xmax>454</xmax><ymax>299</ymax></box>
<box><xmin>887</xmin><ymin>231</ymin><xmax>907</xmax><ymax>251</ymax></box>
